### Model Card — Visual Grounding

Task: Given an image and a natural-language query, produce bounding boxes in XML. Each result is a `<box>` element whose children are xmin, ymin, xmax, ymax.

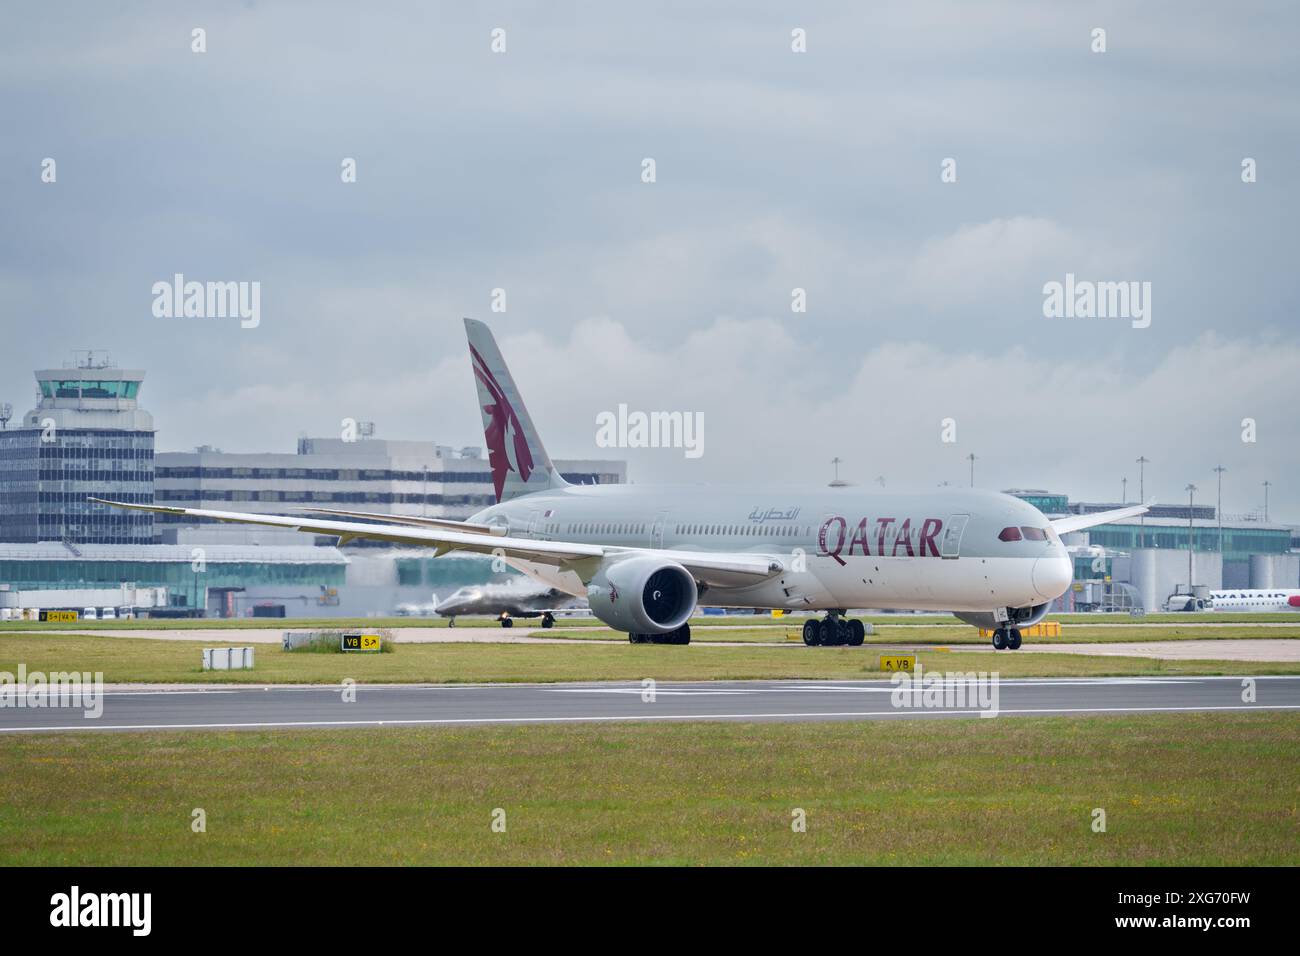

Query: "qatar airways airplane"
<box><xmin>93</xmin><ymin>319</ymin><xmax>1146</xmax><ymax>650</ymax></box>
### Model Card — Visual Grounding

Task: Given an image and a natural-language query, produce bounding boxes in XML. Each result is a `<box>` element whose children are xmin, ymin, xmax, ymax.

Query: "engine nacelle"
<box><xmin>587</xmin><ymin>556</ymin><xmax>698</xmax><ymax>634</ymax></box>
<box><xmin>953</xmin><ymin>603</ymin><xmax>1051</xmax><ymax>632</ymax></box>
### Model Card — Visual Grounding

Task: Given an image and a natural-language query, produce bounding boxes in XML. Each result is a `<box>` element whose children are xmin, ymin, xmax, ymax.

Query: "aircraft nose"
<box><xmin>1032</xmin><ymin>555</ymin><xmax>1072</xmax><ymax>600</ymax></box>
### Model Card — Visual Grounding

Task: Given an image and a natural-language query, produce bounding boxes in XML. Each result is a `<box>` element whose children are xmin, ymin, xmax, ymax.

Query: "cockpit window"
<box><xmin>998</xmin><ymin>526</ymin><xmax>1022</xmax><ymax>542</ymax></box>
<box><xmin>1020</xmin><ymin>527</ymin><xmax>1048</xmax><ymax>541</ymax></box>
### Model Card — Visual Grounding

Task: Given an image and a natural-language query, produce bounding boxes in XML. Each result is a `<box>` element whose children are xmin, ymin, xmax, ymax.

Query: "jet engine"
<box><xmin>587</xmin><ymin>556</ymin><xmax>698</xmax><ymax>634</ymax></box>
<box><xmin>953</xmin><ymin>603</ymin><xmax>1051</xmax><ymax>632</ymax></box>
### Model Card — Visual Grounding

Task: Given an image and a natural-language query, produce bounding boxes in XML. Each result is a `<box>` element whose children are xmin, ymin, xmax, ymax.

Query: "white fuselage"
<box><xmin>472</xmin><ymin>485</ymin><xmax>1073</xmax><ymax>614</ymax></box>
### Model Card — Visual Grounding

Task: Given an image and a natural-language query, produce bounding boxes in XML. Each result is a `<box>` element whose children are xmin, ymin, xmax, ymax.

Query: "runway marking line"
<box><xmin>76</xmin><ymin>674</ymin><xmax>1297</xmax><ymax>695</ymax></box>
<box><xmin>2</xmin><ymin>703</ymin><xmax>1298</xmax><ymax>733</ymax></box>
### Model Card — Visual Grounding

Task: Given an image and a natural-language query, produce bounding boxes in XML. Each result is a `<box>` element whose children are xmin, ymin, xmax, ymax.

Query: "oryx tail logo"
<box><xmin>470</xmin><ymin>343</ymin><xmax>534</xmax><ymax>502</ymax></box>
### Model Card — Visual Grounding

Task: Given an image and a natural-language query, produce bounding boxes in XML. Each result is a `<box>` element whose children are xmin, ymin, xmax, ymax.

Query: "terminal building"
<box><xmin>1007</xmin><ymin>489</ymin><xmax>1298</xmax><ymax>612</ymax></box>
<box><xmin>152</xmin><ymin>434</ymin><xmax>625</xmax><ymax>547</ymax></box>
<box><xmin>0</xmin><ymin>541</ymin><xmax>346</xmax><ymax>619</ymax></box>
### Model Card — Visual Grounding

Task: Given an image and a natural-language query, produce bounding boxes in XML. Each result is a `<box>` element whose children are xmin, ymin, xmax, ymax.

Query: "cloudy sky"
<box><xmin>2</xmin><ymin>1</ymin><xmax>1297</xmax><ymax>517</ymax></box>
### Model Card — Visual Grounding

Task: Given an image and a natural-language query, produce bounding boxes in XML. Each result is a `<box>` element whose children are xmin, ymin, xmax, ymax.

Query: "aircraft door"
<box><xmin>650</xmin><ymin>512</ymin><xmax>667</xmax><ymax>549</ymax></box>
<box><xmin>940</xmin><ymin>514</ymin><xmax>969</xmax><ymax>559</ymax></box>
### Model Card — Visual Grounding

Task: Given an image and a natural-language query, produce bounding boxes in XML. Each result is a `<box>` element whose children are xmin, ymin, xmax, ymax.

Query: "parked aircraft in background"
<box><xmin>92</xmin><ymin>319</ymin><xmax>1147</xmax><ymax>651</ymax></box>
<box><xmin>434</xmin><ymin>582</ymin><xmax>582</xmax><ymax>627</ymax></box>
<box><xmin>1166</xmin><ymin>589</ymin><xmax>1300</xmax><ymax>612</ymax></box>
<box><xmin>1209</xmin><ymin>589</ymin><xmax>1300</xmax><ymax>612</ymax></box>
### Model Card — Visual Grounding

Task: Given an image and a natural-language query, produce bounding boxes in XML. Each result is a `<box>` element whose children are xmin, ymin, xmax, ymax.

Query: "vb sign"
<box><xmin>341</xmin><ymin>633</ymin><xmax>382</xmax><ymax>652</ymax></box>
<box><xmin>879</xmin><ymin>654</ymin><xmax>916</xmax><ymax>672</ymax></box>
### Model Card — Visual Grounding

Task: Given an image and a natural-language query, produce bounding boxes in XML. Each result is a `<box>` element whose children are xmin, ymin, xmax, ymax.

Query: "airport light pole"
<box><xmin>968</xmin><ymin>453</ymin><xmax>976</xmax><ymax>488</ymax></box>
<box><xmin>1185</xmin><ymin>483</ymin><xmax>1197</xmax><ymax>592</ymax></box>
<box><xmin>1136</xmin><ymin>456</ymin><xmax>1149</xmax><ymax>548</ymax></box>
<box><xmin>1122</xmin><ymin>476</ymin><xmax>1127</xmax><ymax>504</ymax></box>
<box><xmin>1213</xmin><ymin>465</ymin><xmax>1226</xmax><ymax>554</ymax></box>
<box><xmin>1262</xmin><ymin>480</ymin><xmax>1271</xmax><ymax>522</ymax></box>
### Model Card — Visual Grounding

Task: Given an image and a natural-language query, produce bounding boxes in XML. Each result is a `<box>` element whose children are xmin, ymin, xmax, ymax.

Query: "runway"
<box><xmin>1</xmin><ymin>675</ymin><xmax>1297</xmax><ymax>734</ymax></box>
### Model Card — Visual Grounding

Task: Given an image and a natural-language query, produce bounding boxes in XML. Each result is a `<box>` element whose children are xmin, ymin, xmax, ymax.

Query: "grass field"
<box><xmin>1</xmin><ymin>632</ymin><xmax>1297</xmax><ymax>684</ymax></box>
<box><xmin>2</xmin><ymin>712</ymin><xmax>1295</xmax><ymax>865</ymax></box>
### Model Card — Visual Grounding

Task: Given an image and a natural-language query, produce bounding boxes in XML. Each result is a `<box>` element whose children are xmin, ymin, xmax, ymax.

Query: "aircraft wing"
<box><xmin>87</xmin><ymin>499</ymin><xmax>783</xmax><ymax>584</ymax></box>
<box><xmin>1050</xmin><ymin>504</ymin><xmax>1149</xmax><ymax>535</ymax></box>
<box><xmin>295</xmin><ymin>507</ymin><xmax>502</xmax><ymax>535</ymax></box>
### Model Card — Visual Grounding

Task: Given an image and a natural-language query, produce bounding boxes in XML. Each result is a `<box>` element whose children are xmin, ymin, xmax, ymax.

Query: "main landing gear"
<box><xmin>498</xmin><ymin>613</ymin><xmax>514</xmax><ymax>628</ymax></box>
<box><xmin>802</xmin><ymin>612</ymin><xmax>866</xmax><ymax>647</ymax></box>
<box><xmin>629</xmin><ymin>623</ymin><xmax>691</xmax><ymax>645</ymax></box>
<box><xmin>991</xmin><ymin>627</ymin><xmax>1022</xmax><ymax>651</ymax></box>
<box><xmin>541</xmin><ymin>612</ymin><xmax>555</xmax><ymax>629</ymax></box>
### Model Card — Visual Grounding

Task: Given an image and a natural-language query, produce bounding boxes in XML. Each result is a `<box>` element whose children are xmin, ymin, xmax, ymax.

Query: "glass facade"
<box><xmin>1009</xmin><ymin>492</ymin><xmax>1069</xmax><ymax>514</ymax></box>
<box><xmin>38</xmin><ymin>379</ymin><xmax>141</xmax><ymax>400</ymax></box>
<box><xmin>1088</xmin><ymin>523</ymin><xmax>1289</xmax><ymax>559</ymax></box>
<box><xmin>0</xmin><ymin>429</ymin><xmax>154</xmax><ymax>543</ymax></box>
<box><xmin>0</xmin><ymin>558</ymin><xmax>345</xmax><ymax>591</ymax></box>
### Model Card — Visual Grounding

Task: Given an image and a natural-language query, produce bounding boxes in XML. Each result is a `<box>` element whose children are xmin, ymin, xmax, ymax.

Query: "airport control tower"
<box><xmin>0</xmin><ymin>353</ymin><xmax>155</xmax><ymax>544</ymax></box>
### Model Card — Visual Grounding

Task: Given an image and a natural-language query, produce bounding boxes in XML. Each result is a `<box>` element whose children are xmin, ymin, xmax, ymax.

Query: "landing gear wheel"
<box><xmin>629</xmin><ymin>633</ymin><xmax>648</xmax><ymax>644</ymax></box>
<box><xmin>991</xmin><ymin>628</ymin><xmax>1007</xmax><ymax>650</ymax></box>
<box><xmin>802</xmin><ymin>620</ymin><xmax>821</xmax><ymax>646</ymax></box>
<box><xmin>500</xmin><ymin>617</ymin><xmax>513</xmax><ymax>628</ymax></box>
<box><xmin>848</xmin><ymin>620</ymin><xmax>866</xmax><ymax>647</ymax></box>
<box><xmin>1006</xmin><ymin>628</ymin><xmax>1022</xmax><ymax>650</ymax></box>
<box><xmin>541</xmin><ymin>613</ymin><xmax>555</xmax><ymax>629</ymax></box>
<box><xmin>674</xmin><ymin>623</ymin><xmax>691</xmax><ymax>645</ymax></box>
<box><xmin>447</xmin><ymin>617</ymin><xmax>456</xmax><ymax>628</ymax></box>
<box><xmin>819</xmin><ymin>619</ymin><xmax>848</xmax><ymax>646</ymax></box>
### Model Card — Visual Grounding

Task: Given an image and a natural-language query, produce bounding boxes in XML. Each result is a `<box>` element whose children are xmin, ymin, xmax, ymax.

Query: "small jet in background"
<box><xmin>433</xmin><ymin>582</ymin><xmax>583</xmax><ymax>628</ymax></box>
